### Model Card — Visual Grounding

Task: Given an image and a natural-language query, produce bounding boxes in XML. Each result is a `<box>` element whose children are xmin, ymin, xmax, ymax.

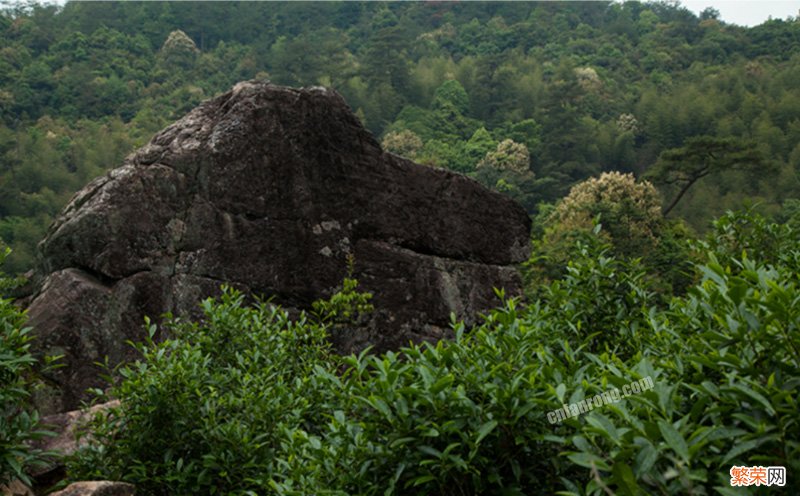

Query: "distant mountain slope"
<box><xmin>0</xmin><ymin>1</ymin><xmax>798</xmax><ymax>272</ymax></box>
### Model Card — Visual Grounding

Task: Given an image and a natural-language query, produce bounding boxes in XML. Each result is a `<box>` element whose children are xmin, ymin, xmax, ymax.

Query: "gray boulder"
<box><xmin>27</xmin><ymin>81</ymin><xmax>531</xmax><ymax>413</ymax></box>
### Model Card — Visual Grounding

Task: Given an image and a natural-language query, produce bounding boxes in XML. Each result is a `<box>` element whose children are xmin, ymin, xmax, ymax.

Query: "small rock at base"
<box><xmin>0</xmin><ymin>479</ymin><xmax>34</xmax><ymax>496</ymax></box>
<box><xmin>49</xmin><ymin>481</ymin><xmax>135</xmax><ymax>496</ymax></box>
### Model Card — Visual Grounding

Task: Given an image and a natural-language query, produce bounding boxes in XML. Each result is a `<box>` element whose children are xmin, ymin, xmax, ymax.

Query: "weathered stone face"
<box><xmin>49</xmin><ymin>481</ymin><xmax>135</xmax><ymax>496</ymax></box>
<box><xmin>27</xmin><ymin>81</ymin><xmax>531</xmax><ymax>413</ymax></box>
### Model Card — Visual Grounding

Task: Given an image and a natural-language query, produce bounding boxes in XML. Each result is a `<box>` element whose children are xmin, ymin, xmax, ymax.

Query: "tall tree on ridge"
<box><xmin>648</xmin><ymin>136</ymin><xmax>768</xmax><ymax>216</ymax></box>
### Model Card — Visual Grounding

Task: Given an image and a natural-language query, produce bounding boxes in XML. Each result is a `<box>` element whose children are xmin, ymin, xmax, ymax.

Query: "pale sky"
<box><xmin>679</xmin><ymin>1</ymin><xmax>799</xmax><ymax>26</ymax></box>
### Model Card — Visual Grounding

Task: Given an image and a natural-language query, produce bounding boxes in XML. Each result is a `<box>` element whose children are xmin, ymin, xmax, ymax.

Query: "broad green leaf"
<box><xmin>410</xmin><ymin>475</ymin><xmax>436</xmax><ymax>487</ymax></box>
<box><xmin>657</xmin><ymin>420</ymin><xmax>689</xmax><ymax>462</ymax></box>
<box><xmin>389</xmin><ymin>437</ymin><xmax>417</xmax><ymax>449</ymax></box>
<box><xmin>417</xmin><ymin>445</ymin><xmax>442</xmax><ymax>458</ymax></box>
<box><xmin>633</xmin><ymin>442</ymin><xmax>658</xmax><ymax>477</ymax></box>
<box><xmin>430</xmin><ymin>375</ymin><xmax>453</xmax><ymax>394</ymax></box>
<box><xmin>612</xmin><ymin>462</ymin><xmax>640</xmax><ymax>496</ymax></box>
<box><xmin>476</xmin><ymin>420</ymin><xmax>498</xmax><ymax>444</ymax></box>
<box><xmin>586</xmin><ymin>413</ymin><xmax>619</xmax><ymax>444</ymax></box>
<box><xmin>572</xmin><ymin>435</ymin><xmax>592</xmax><ymax>452</ymax></box>
<box><xmin>725</xmin><ymin>383</ymin><xmax>776</xmax><ymax>416</ymax></box>
<box><xmin>566</xmin><ymin>452</ymin><xmax>610</xmax><ymax>471</ymax></box>
<box><xmin>556</xmin><ymin>383</ymin><xmax>567</xmax><ymax>402</ymax></box>
<box><xmin>721</xmin><ymin>439</ymin><xmax>759</xmax><ymax>464</ymax></box>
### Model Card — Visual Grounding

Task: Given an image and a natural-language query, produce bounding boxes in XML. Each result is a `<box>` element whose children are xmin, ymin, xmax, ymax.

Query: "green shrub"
<box><xmin>68</xmin><ymin>289</ymin><xmax>337</xmax><ymax>495</ymax></box>
<box><xmin>546</xmin><ymin>253</ymin><xmax>800</xmax><ymax>494</ymax></box>
<box><xmin>0</xmin><ymin>247</ymin><xmax>51</xmax><ymax>486</ymax></box>
<box><xmin>645</xmin><ymin>218</ymin><xmax>700</xmax><ymax>295</ymax></box>
<box><xmin>311</xmin><ymin>256</ymin><xmax>374</xmax><ymax>326</ymax></box>
<box><xmin>702</xmin><ymin>206</ymin><xmax>797</xmax><ymax>271</ymax></box>
<box><xmin>538</xmin><ymin>238</ymin><xmax>659</xmax><ymax>359</ymax></box>
<box><xmin>528</xmin><ymin>211</ymin><xmax>800</xmax><ymax>494</ymax></box>
<box><xmin>68</xmin><ymin>212</ymin><xmax>800</xmax><ymax>495</ymax></box>
<box><xmin>275</xmin><ymin>301</ymin><xmax>561</xmax><ymax>495</ymax></box>
<box><xmin>526</xmin><ymin>173</ymin><xmax>705</xmax><ymax>296</ymax></box>
<box><xmin>69</xmin><ymin>288</ymin><xmax>560</xmax><ymax>495</ymax></box>
<box><xmin>549</xmin><ymin>172</ymin><xmax>663</xmax><ymax>260</ymax></box>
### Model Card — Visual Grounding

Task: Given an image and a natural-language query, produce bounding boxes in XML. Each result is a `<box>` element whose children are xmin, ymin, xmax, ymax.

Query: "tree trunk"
<box><xmin>662</xmin><ymin>179</ymin><xmax>697</xmax><ymax>216</ymax></box>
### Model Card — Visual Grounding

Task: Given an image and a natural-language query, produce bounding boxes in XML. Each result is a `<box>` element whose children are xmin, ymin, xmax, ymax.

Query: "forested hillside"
<box><xmin>1</xmin><ymin>0</ymin><xmax>799</xmax><ymax>272</ymax></box>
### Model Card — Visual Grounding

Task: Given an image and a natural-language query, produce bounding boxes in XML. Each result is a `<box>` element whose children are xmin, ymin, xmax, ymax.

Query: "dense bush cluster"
<box><xmin>552</xmin><ymin>172</ymin><xmax>662</xmax><ymax>247</ymax></box>
<box><xmin>526</xmin><ymin>172</ymin><xmax>697</xmax><ymax>295</ymax></box>
<box><xmin>67</xmin><ymin>209</ymin><xmax>799</xmax><ymax>495</ymax></box>
<box><xmin>0</xmin><ymin>247</ymin><xmax>51</xmax><ymax>486</ymax></box>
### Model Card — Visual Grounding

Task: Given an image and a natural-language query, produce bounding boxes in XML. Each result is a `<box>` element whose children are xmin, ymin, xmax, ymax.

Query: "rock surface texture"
<box><xmin>49</xmin><ymin>482</ymin><xmax>135</xmax><ymax>496</ymax></box>
<box><xmin>27</xmin><ymin>81</ymin><xmax>531</xmax><ymax>413</ymax></box>
<box><xmin>24</xmin><ymin>401</ymin><xmax>121</xmax><ymax>492</ymax></box>
<box><xmin>0</xmin><ymin>480</ymin><xmax>34</xmax><ymax>496</ymax></box>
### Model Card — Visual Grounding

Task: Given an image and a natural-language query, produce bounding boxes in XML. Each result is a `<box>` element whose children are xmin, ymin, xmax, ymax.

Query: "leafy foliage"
<box><xmin>477</xmin><ymin>138</ymin><xmax>531</xmax><ymax>174</ymax></box>
<box><xmin>1</xmin><ymin>1</ymin><xmax>798</xmax><ymax>489</ymax></box>
<box><xmin>701</xmin><ymin>205</ymin><xmax>798</xmax><ymax>269</ymax></box>
<box><xmin>68</xmin><ymin>210</ymin><xmax>800</xmax><ymax>495</ymax></box>
<box><xmin>551</xmin><ymin>172</ymin><xmax>663</xmax><ymax>257</ymax></box>
<box><xmin>380</xmin><ymin>129</ymin><xmax>423</xmax><ymax>160</ymax></box>
<box><xmin>311</xmin><ymin>258</ymin><xmax>374</xmax><ymax>327</ymax></box>
<box><xmin>68</xmin><ymin>290</ymin><xmax>336</xmax><ymax>495</ymax></box>
<box><xmin>0</xmin><ymin>247</ymin><xmax>51</xmax><ymax>486</ymax></box>
<box><xmin>527</xmin><ymin>172</ymin><xmax>697</xmax><ymax>294</ymax></box>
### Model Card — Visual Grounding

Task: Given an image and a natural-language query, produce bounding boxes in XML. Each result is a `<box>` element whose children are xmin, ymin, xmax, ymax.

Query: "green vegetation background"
<box><xmin>1</xmin><ymin>0</ymin><xmax>799</xmax><ymax>272</ymax></box>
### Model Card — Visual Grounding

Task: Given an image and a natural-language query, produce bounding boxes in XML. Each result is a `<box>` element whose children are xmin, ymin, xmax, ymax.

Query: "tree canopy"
<box><xmin>0</xmin><ymin>1</ymin><xmax>798</xmax><ymax>272</ymax></box>
<box><xmin>649</xmin><ymin>136</ymin><xmax>768</xmax><ymax>215</ymax></box>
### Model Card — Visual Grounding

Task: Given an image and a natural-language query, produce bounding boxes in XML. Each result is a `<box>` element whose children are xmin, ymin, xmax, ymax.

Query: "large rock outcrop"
<box><xmin>26</xmin><ymin>81</ymin><xmax>531</xmax><ymax>413</ymax></box>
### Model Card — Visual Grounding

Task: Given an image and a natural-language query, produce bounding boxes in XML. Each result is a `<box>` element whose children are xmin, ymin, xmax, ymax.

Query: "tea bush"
<box><xmin>69</xmin><ymin>291</ymin><xmax>338</xmax><ymax>494</ymax></box>
<box><xmin>69</xmin><ymin>290</ymin><xmax>562</xmax><ymax>495</ymax></box>
<box><xmin>274</xmin><ymin>302</ymin><xmax>564</xmax><ymax>495</ymax></box>
<box><xmin>0</xmin><ymin>247</ymin><xmax>51</xmax><ymax>486</ymax></box>
<box><xmin>538</xmin><ymin>210</ymin><xmax>800</xmax><ymax>494</ymax></box>
<box><xmin>69</xmin><ymin>210</ymin><xmax>799</xmax><ymax>494</ymax></box>
<box><xmin>547</xmin><ymin>255</ymin><xmax>800</xmax><ymax>495</ymax></box>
